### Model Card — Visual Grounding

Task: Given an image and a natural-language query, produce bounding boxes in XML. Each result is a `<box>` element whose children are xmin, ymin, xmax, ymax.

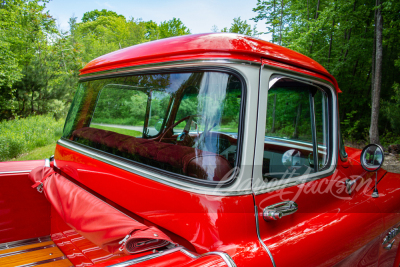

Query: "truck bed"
<box><xmin>0</xmin><ymin>236</ymin><xmax>72</xmax><ymax>267</ymax></box>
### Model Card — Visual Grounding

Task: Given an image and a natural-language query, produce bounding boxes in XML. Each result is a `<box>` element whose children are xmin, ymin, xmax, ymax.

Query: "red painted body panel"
<box><xmin>255</xmin><ymin>155</ymin><xmax>384</xmax><ymax>266</ymax></box>
<box><xmin>0</xmin><ymin>160</ymin><xmax>44</xmax><ymax>172</ymax></box>
<box><xmin>51</xmin><ymin>206</ymin><xmax>127</xmax><ymax>266</ymax></box>
<box><xmin>371</xmin><ymin>172</ymin><xmax>400</xmax><ymax>266</ymax></box>
<box><xmin>54</xmin><ymin>144</ymin><xmax>273</xmax><ymax>267</ymax></box>
<box><xmin>0</xmin><ymin>161</ymin><xmax>50</xmax><ymax>243</ymax></box>
<box><xmin>80</xmin><ymin>33</ymin><xmax>341</xmax><ymax>93</ymax></box>
<box><xmin>93</xmin><ymin>250</ymin><xmax>230</xmax><ymax>267</ymax></box>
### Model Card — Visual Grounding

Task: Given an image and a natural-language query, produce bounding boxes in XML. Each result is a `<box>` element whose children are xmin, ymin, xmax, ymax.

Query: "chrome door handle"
<box><xmin>263</xmin><ymin>201</ymin><xmax>298</xmax><ymax>221</ymax></box>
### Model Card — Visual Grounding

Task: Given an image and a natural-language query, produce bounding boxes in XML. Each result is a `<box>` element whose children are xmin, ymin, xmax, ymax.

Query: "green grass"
<box><xmin>12</xmin><ymin>143</ymin><xmax>57</xmax><ymax>161</ymax></box>
<box><xmin>90</xmin><ymin>124</ymin><xmax>142</xmax><ymax>137</ymax></box>
<box><xmin>0</xmin><ymin>115</ymin><xmax>64</xmax><ymax>161</ymax></box>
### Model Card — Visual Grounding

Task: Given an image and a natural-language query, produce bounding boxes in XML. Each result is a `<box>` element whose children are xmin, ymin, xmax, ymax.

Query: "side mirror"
<box><xmin>360</xmin><ymin>144</ymin><xmax>384</xmax><ymax>198</ymax></box>
<box><xmin>360</xmin><ymin>144</ymin><xmax>384</xmax><ymax>172</ymax></box>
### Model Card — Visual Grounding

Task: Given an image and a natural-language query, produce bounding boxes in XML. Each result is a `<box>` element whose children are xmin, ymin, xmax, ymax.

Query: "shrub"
<box><xmin>0</xmin><ymin>115</ymin><xmax>64</xmax><ymax>161</ymax></box>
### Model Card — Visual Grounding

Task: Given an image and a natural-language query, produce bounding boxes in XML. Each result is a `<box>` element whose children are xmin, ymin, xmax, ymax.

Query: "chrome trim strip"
<box><xmin>0</xmin><ymin>244</ymin><xmax>56</xmax><ymax>258</ymax></box>
<box><xmin>16</xmin><ymin>256</ymin><xmax>68</xmax><ymax>267</ymax></box>
<box><xmin>255</xmin><ymin>206</ymin><xmax>276</xmax><ymax>267</ymax></box>
<box><xmin>179</xmin><ymin>248</ymin><xmax>197</xmax><ymax>258</ymax></box>
<box><xmin>0</xmin><ymin>170</ymin><xmax>32</xmax><ymax>174</ymax></box>
<box><xmin>57</xmin><ymin>138</ymin><xmax>253</xmax><ymax>196</ymax></box>
<box><xmin>0</xmin><ymin>236</ymin><xmax>52</xmax><ymax>250</ymax></box>
<box><xmin>106</xmin><ymin>246</ymin><xmax>237</xmax><ymax>267</ymax></box>
<box><xmin>79</xmin><ymin>59</ymin><xmax>261</xmax><ymax>80</ymax></box>
<box><xmin>106</xmin><ymin>246</ymin><xmax>184</xmax><ymax>267</ymax></box>
<box><xmin>202</xmin><ymin>251</ymin><xmax>237</xmax><ymax>267</ymax></box>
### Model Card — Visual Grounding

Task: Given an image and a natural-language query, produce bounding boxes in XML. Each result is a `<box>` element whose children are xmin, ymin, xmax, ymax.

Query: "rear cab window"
<box><xmin>62</xmin><ymin>71</ymin><xmax>243</xmax><ymax>183</ymax></box>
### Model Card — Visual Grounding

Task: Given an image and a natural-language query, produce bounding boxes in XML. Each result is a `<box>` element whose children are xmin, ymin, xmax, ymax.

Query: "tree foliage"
<box><xmin>253</xmin><ymin>0</ymin><xmax>400</xmax><ymax>144</ymax></box>
<box><xmin>0</xmin><ymin>3</ymin><xmax>191</xmax><ymax>121</ymax></box>
<box><xmin>221</xmin><ymin>17</ymin><xmax>258</xmax><ymax>36</ymax></box>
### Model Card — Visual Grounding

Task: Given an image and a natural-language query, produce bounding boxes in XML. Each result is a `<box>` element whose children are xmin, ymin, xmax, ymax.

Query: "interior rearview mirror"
<box><xmin>360</xmin><ymin>144</ymin><xmax>384</xmax><ymax>172</ymax></box>
<box><xmin>154</xmin><ymin>118</ymin><xmax>164</xmax><ymax>132</ymax></box>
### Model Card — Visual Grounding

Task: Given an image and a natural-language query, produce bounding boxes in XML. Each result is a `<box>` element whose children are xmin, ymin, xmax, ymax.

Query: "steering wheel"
<box><xmin>158</xmin><ymin>115</ymin><xmax>201</xmax><ymax>144</ymax></box>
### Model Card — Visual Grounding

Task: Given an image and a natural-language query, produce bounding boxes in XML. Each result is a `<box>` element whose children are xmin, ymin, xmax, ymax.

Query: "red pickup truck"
<box><xmin>1</xmin><ymin>33</ymin><xmax>400</xmax><ymax>267</ymax></box>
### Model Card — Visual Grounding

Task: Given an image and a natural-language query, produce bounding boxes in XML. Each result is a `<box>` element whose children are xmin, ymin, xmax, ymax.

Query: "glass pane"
<box><xmin>63</xmin><ymin>72</ymin><xmax>242</xmax><ymax>182</ymax></box>
<box><xmin>90</xmin><ymin>85</ymin><xmax>148</xmax><ymax>137</ymax></box>
<box><xmin>263</xmin><ymin>78</ymin><xmax>316</xmax><ymax>180</ymax></box>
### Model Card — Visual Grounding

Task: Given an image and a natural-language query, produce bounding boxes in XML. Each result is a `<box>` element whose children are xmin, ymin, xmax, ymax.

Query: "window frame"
<box><xmin>62</xmin><ymin>66</ymin><xmax>248</xmax><ymax>189</ymax></box>
<box><xmin>252</xmin><ymin>68</ymin><xmax>337</xmax><ymax>195</ymax></box>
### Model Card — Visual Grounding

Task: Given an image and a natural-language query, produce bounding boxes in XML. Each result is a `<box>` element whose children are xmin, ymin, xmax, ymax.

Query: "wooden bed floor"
<box><xmin>0</xmin><ymin>236</ymin><xmax>73</xmax><ymax>267</ymax></box>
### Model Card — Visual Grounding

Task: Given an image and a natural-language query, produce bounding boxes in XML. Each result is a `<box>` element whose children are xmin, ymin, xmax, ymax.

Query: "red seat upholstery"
<box><xmin>72</xmin><ymin>127</ymin><xmax>232</xmax><ymax>181</ymax></box>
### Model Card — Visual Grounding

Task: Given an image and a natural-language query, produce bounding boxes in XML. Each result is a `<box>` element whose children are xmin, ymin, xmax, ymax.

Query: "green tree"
<box><xmin>158</xmin><ymin>18</ymin><xmax>191</xmax><ymax>38</ymax></box>
<box><xmin>252</xmin><ymin>0</ymin><xmax>400</xmax><ymax>144</ymax></box>
<box><xmin>222</xmin><ymin>17</ymin><xmax>258</xmax><ymax>37</ymax></box>
<box><xmin>81</xmin><ymin>9</ymin><xmax>125</xmax><ymax>23</ymax></box>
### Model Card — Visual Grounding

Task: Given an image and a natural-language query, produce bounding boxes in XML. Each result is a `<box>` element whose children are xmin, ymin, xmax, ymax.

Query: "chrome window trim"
<box><xmin>252</xmin><ymin>65</ymin><xmax>338</xmax><ymax>195</ymax></box>
<box><xmin>106</xmin><ymin>246</ymin><xmax>237</xmax><ymax>267</ymax></box>
<box><xmin>60</xmin><ymin>62</ymin><xmax>260</xmax><ymax>196</ymax></box>
<box><xmin>79</xmin><ymin>59</ymin><xmax>261</xmax><ymax>80</ymax></box>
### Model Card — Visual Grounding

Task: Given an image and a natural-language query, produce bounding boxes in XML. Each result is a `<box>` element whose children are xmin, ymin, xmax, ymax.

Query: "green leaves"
<box><xmin>159</xmin><ymin>18</ymin><xmax>191</xmax><ymax>39</ymax></box>
<box><xmin>228</xmin><ymin>17</ymin><xmax>258</xmax><ymax>36</ymax></box>
<box><xmin>253</xmin><ymin>0</ymin><xmax>400</xmax><ymax>141</ymax></box>
<box><xmin>0</xmin><ymin>115</ymin><xmax>64</xmax><ymax>161</ymax></box>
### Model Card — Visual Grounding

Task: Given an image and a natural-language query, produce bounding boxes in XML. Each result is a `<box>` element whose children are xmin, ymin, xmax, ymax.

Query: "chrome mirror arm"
<box><xmin>372</xmin><ymin>172</ymin><xmax>379</xmax><ymax>198</ymax></box>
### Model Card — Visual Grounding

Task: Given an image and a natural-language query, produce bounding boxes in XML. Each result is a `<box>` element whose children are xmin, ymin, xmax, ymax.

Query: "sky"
<box><xmin>45</xmin><ymin>0</ymin><xmax>270</xmax><ymax>40</ymax></box>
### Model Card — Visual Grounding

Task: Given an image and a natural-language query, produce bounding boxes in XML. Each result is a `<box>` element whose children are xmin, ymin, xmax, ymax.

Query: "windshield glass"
<box><xmin>63</xmin><ymin>71</ymin><xmax>243</xmax><ymax>182</ymax></box>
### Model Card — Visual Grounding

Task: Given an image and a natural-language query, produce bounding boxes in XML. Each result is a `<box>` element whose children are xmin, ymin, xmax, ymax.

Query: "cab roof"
<box><xmin>80</xmin><ymin>33</ymin><xmax>340</xmax><ymax>92</ymax></box>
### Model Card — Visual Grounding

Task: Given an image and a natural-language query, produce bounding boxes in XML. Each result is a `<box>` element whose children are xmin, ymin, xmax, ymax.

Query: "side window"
<box><xmin>263</xmin><ymin>77</ymin><xmax>330</xmax><ymax>180</ymax></box>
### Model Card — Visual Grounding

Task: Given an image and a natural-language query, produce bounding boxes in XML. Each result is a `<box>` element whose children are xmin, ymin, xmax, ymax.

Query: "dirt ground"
<box><xmin>345</xmin><ymin>141</ymin><xmax>400</xmax><ymax>174</ymax></box>
<box><xmin>382</xmin><ymin>153</ymin><xmax>400</xmax><ymax>174</ymax></box>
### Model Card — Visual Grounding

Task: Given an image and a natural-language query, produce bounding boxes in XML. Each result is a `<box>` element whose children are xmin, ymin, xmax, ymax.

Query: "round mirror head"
<box><xmin>360</xmin><ymin>144</ymin><xmax>384</xmax><ymax>172</ymax></box>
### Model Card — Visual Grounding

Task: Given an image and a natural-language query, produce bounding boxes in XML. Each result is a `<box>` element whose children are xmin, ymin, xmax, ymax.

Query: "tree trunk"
<box><xmin>273</xmin><ymin>0</ymin><xmax>276</xmax><ymax>43</ymax></box>
<box><xmin>279</xmin><ymin>0</ymin><xmax>283</xmax><ymax>45</ymax></box>
<box><xmin>371</xmin><ymin>5</ymin><xmax>377</xmax><ymax>101</ymax></box>
<box><xmin>271</xmin><ymin>94</ymin><xmax>277</xmax><ymax>133</ymax></box>
<box><xmin>309</xmin><ymin>0</ymin><xmax>321</xmax><ymax>54</ymax></box>
<box><xmin>370</xmin><ymin>0</ymin><xmax>383</xmax><ymax>144</ymax></box>
<box><xmin>327</xmin><ymin>14</ymin><xmax>335</xmax><ymax>67</ymax></box>
<box><xmin>307</xmin><ymin>0</ymin><xmax>310</xmax><ymax>30</ymax></box>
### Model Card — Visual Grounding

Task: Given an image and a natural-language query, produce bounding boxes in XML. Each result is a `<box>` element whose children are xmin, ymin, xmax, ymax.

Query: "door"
<box><xmin>252</xmin><ymin>70</ymin><xmax>384</xmax><ymax>266</ymax></box>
